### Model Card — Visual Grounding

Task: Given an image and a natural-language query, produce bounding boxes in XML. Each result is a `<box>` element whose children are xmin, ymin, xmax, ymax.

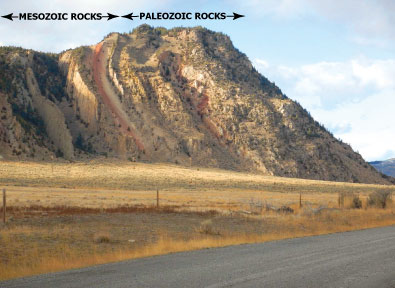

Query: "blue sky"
<box><xmin>1</xmin><ymin>0</ymin><xmax>394</xmax><ymax>161</ymax></box>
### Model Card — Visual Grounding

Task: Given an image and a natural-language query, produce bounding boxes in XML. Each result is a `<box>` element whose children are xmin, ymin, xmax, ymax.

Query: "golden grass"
<box><xmin>0</xmin><ymin>160</ymin><xmax>393</xmax><ymax>193</ymax></box>
<box><xmin>1</xmin><ymin>160</ymin><xmax>393</xmax><ymax>213</ymax></box>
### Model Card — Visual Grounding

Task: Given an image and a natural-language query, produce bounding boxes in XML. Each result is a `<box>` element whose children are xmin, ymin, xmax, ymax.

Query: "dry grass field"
<box><xmin>0</xmin><ymin>160</ymin><xmax>394</xmax><ymax>280</ymax></box>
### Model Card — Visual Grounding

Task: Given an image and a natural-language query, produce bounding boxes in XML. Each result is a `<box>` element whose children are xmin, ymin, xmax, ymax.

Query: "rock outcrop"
<box><xmin>0</xmin><ymin>26</ymin><xmax>392</xmax><ymax>184</ymax></box>
<box><xmin>60</xmin><ymin>51</ymin><xmax>99</xmax><ymax>130</ymax></box>
<box><xmin>25</xmin><ymin>65</ymin><xmax>74</xmax><ymax>160</ymax></box>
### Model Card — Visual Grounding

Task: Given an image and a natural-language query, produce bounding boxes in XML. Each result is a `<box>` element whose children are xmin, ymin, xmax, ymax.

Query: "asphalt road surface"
<box><xmin>2</xmin><ymin>226</ymin><xmax>395</xmax><ymax>288</ymax></box>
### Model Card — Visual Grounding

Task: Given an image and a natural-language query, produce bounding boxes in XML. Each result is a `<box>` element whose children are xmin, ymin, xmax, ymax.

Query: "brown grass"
<box><xmin>0</xmin><ymin>160</ymin><xmax>394</xmax><ymax>281</ymax></box>
<box><xmin>0</xmin><ymin>204</ymin><xmax>394</xmax><ymax>281</ymax></box>
<box><xmin>2</xmin><ymin>204</ymin><xmax>181</xmax><ymax>216</ymax></box>
<box><xmin>338</xmin><ymin>191</ymin><xmax>363</xmax><ymax>209</ymax></box>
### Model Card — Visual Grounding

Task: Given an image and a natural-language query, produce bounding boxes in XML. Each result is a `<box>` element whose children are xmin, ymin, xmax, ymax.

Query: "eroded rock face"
<box><xmin>60</xmin><ymin>52</ymin><xmax>98</xmax><ymax>129</ymax></box>
<box><xmin>25</xmin><ymin>66</ymin><xmax>74</xmax><ymax>160</ymax></box>
<box><xmin>0</xmin><ymin>26</ymin><xmax>391</xmax><ymax>184</ymax></box>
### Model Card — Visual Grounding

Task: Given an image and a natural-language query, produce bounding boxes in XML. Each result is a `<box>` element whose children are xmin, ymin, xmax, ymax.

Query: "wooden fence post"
<box><xmin>2</xmin><ymin>188</ymin><xmax>6</xmax><ymax>224</ymax></box>
<box><xmin>156</xmin><ymin>189</ymin><xmax>159</xmax><ymax>208</ymax></box>
<box><xmin>299</xmin><ymin>192</ymin><xmax>302</xmax><ymax>208</ymax></box>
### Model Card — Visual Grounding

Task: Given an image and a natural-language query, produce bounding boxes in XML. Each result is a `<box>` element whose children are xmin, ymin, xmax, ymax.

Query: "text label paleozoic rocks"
<box><xmin>138</xmin><ymin>12</ymin><xmax>227</xmax><ymax>20</ymax></box>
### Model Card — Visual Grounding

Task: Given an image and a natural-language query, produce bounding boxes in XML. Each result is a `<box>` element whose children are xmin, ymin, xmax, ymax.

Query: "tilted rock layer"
<box><xmin>0</xmin><ymin>25</ymin><xmax>391</xmax><ymax>184</ymax></box>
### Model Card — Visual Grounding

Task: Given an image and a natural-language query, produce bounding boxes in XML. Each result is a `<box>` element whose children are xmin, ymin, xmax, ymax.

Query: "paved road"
<box><xmin>2</xmin><ymin>226</ymin><xmax>395</xmax><ymax>288</ymax></box>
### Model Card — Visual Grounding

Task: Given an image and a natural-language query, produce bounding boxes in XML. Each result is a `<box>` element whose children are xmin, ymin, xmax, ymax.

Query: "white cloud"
<box><xmin>255</xmin><ymin>59</ymin><xmax>269</xmax><ymax>69</ymax></box>
<box><xmin>351</xmin><ymin>58</ymin><xmax>395</xmax><ymax>89</ymax></box>
<box><xmin>254</xmin><ymin>57</ymin><xmax>395</xmax><ymax>161</ymax></box>
<box><xmin>255</xmin><ymin>57</ymin><xmax>395</xmax><ymax>108</ymax></box>
<box><xmin>312</xmin><ymin>91</ymin><xmax>395</xmax><ymax>161</ymax></box>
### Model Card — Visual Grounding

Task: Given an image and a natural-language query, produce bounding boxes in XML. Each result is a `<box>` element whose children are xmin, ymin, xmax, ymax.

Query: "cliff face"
<box><xmin>25</xmin><ymin>63</ymin><xmax>74</xmax><ymax>160</ymax></box>
<box><xmin>0</xmin><ymin>26</ymin><xmax>391</xmax><ymax>184</ymax></box>
<box><xmin>59</xmin><ymin>51</ymin><xmax>99</xmax><ymax>130</ymax></box>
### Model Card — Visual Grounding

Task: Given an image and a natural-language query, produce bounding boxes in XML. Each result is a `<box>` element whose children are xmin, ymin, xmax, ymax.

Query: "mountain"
<box><xmin>0</xmin><ymin>25</ymin><xmax>391</xmax><ymax>184</ymax></box>
<box><xmin>370</xmin><ymin>159</ymin><xmax>395</xmax><ymax>177</ymax></box>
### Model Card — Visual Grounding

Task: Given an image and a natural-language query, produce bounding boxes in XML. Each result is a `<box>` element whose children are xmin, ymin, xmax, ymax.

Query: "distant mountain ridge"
<box><xmin>370</xmin><ymin>158</ymin><xmax>395</xmax><ymax>177</ymax></box>
<box><xmin>0</xmin><ymin>25</ymin><xmax>392</xmax><ymax>184</ymax></box>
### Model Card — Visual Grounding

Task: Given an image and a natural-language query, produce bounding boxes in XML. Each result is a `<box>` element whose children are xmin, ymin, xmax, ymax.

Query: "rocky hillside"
<box><xmin>370</xmin><ymin>159</ymin><xmax>395</xmax><ymax>177</ymax></box>
<box><xmin>0</xmin><ymin>25</ymin><xmax>391</xmax><ymax>184</ymax></box>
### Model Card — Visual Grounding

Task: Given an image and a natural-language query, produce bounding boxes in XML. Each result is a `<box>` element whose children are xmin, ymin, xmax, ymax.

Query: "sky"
<box><xmin>0</xmin><ymin>0</ymin><xmax>394</xmax><ymax>161</ymax></box>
